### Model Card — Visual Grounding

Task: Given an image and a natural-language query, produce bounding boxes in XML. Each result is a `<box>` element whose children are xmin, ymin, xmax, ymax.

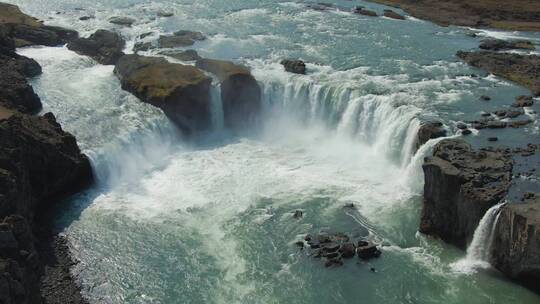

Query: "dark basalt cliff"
<box><xmin>420</xmin><ymin>139</ymin><xmax>512</xmax><ymax>248</ymax></box>
<box><xmin>196</xmin><ymin>58</ymin><xmax>262</xmax><ymax>130</ymax></box>
<box><xmin>0</xmin><ymin>3</ymin><xmax>92</xmax><ymax>303</ymax></box>
<box><xmin>492</xmin><ymin>198</ymin><xmax>540</xmax><ymax>293</ymax></box>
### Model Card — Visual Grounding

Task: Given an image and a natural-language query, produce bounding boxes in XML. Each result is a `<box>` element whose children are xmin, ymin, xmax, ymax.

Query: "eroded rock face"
<box><xmin>383</xmin><ymin>9</ymin><xmax>405</xmax><ymax>20</ymax></box>
<box><xmin>160</xmin><ymin>50</ymin><xmax>202</xmax><ymax>61</ymax></box>
<box><xmin>0</xmin><ymin>3</ymin><xmax>78</xmax><ymax>47</ymax></box>
<box><xmin>114</xmin><ymin>54</ymin><xmax>212</xmax><ymax>133</ymax></box>
<box><xmin>492</xmin><ymin>199</ymin><xmax>540</xmax><ymax>293</ymax></box>
<box><xmin>416</xmin><ymin>121</ymin><xmax>446</xmax><ymax>150</ymax></box>
<box><xmin>0</xmin><ymin>110</ymin><xmax>92</xmax><ymax>304</ymax></box>
<box><xmin>457</xmin><ymin>51</ymin><xmax>540</xmax><ymax>96</ymax></box>
<box><xmin>479</xmin><ymin>39</ymin><xmax>535</xmax><ymax>51</ymax></box>
<box><xmin>67</xmin><ymin>29</ymin><xmax>126</xmax><ymax>65</ymax></box>
<box><xmin>196</xmin><ymin>58</ymin><xmax>261</xmax><ymax>130</ymax></box>
<box><xmin>0</xmin><ymin>27</ymin><xmax>42</xmax><ymax>114</ymax></box>
<box><xmin>280</xmin><ymin>59</ymin><xmax>306</xmax><ymax>75</ymax></box>
<box><xmin>420</xmin><ymin>139</ymin><xmax>512</xmax><ymax>248</ymax></box>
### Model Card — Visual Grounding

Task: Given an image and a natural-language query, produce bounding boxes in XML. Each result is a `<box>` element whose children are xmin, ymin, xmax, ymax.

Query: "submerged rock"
<box><xmin>420</xmin><ymin>139</ymin><xmax>512</xmax><ymax>248</ymax></box>
<box><xmin>280</xmin><ymin>59</ymin><xmax>306</xmax><ymax>75</ymax></box>
<box><xmin>492</xmin><ymin>198</ymin><xmax>540</xmax><ymax>293</ymax></box>
<box><xmin>67</xmin><ymin>29</ymin><xmax>126</xmax><ymax>65</ymax></box>
<box><xmin>457</xmin><ymin>51</ymin><xmax>540</xmax><ymax>96</ymax></box>
<box><xmin>196</xmin><ymin>58</ymin><xmax>262</xmax><ymax>130</ymax></box>
<box><xmin>479</xmin><ymin>39</ymin><xmax>535</xmax><ymax>51</ymax></box>
<box><xmin>108</xmin><ymin>16</ymin><xmax>135</xmax><ymax>26</ymax></box>
<box><xmin>114</xmin><ymin>54</ymin><xmax>212</xmax><ymax>133</ymax></box>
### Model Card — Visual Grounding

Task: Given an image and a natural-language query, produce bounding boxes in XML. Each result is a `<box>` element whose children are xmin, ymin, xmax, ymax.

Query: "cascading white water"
<box><xmin>451</xmin><ymin>202</ymin><xmax>507</xmax><ymax>274</ymax></box>
<box><xmin>257</xmin><ymin>76</ymin><xmax>425</xmax><ymax>165</ymax></box>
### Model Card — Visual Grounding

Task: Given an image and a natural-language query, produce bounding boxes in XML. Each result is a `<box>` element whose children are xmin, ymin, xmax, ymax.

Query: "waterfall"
<box><xmin>210</xmin><ymin>84</ymin><xmax>225</xmax><ymax>130</ymax></box>
<box><xmin>451</xmin><ymin>202</ymin><xmax>506</xmax><ymax>274</ymax></box>
<box><xmin>258</xmin><ymin>77</ymin><xmax>424</xmax><ymax>165</ymax></box>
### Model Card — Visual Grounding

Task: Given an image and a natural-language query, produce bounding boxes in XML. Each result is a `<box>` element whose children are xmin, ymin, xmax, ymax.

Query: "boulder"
<box><xmin>353</xmin><ymin>7</ymin><xmax>378</xmax><ymax>17</ymax></box>
<box><xmin>479</xmin><ymin>39</ymin><xmax>535</xmax><ymax>51</ymax></box>
<box><xmin>512</xmin><ymin>95</ymin><xmax>534</xmax><ymax>107</ymax></box>
<box><xmin>0</xmin><ymin>3</ymin><xmax>78</xmax><ymax>47</ymax></box>
<box><xmin>383</xmin><ymin>9</ymin><xmax>405</xmax><ymax>20</ymax></box>
<box><xmin>108</xmin><ymin>16</ymin><xmax>135</xmax><ymax>26</ymax></box>
<box><xmin>158</xmin><ymin>31</ymin><xmax>206</xmax><ymax>49</ymax></box>
<box><xmin>280</xmin><ymin>59</ymin><xmax>306</xmax><ymax>75</ymax></box>
<box><xmin>67</xmin><ymin>29</ymin><xmax>126</xmax><ymax>65</ymax></box>
<box><xmin>420</xmin><ymin>139</ymin><xmax>512</xmax><ymax>248</ymax></box>
<box><xmin>492</xmin><ymin>199</ymin><xmax>540</xmax><ymax>293</ymax></box>
<box><xmin>114</xmin><ymin>54</ymin><xmax>212</xmax><ymax>133</ymax></box>
<box><xmin>196</xmin><ymin>58</ymin><xmax>262</xmax><ymax>130</ymax></box>
<box><xmin>357</xmin><ymin>241</ymin><xmax>382</xmax><ymax>260</ymax></box>
<box><xmin>416</xmin><ymin>121</ymin><xmax>446</xmax><ymax>150</ymax></box>
<box><xmin>161</xmin><ymin>50</ymin><xmax>202</xmax><ymax>61</ymax></box>
<box><xmin>457</xmin><ymin>51</ymin><xmax>540</xmax><ymax>96</ymax></box>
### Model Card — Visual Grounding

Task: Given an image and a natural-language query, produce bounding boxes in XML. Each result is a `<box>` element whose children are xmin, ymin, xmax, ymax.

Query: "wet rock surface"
<box><xmin>158</xmin><ymin>30</ymin><xmax>206</xmax><ymax>48</ymax></box>
<box><xmin>457</xmin><ymin>51</ymin><xmax>540</xmax><ymax>96</ymax></box>
<box><xmin>479</xmin><ymin>39</ymin><xmax>535</xmax><ymax>51</ymax></box>
<box><xmin>303</xmin><ymin>232</ymin><xmax>382</xmax><ymax>267</ymax></box>
<box><xmin>492</xmin><ymin>196</ymin><xmax>540</xmax><ymax>293</ymax></box>
<box><xmin>416</xmin><ymin>121</ymin><xmax>446</xmax><ymax>150</ymax></box>
<box><xmin>383</xmin><ymin>9</ymin><xmax>405</xmax><ymax>20</ymax></box>
<box><xmin>160</xmin><ymin>50</ymin><xmax>202</xmax><ymax>61</ymax></box>
<box><xmin>420</xmin><ymin>138</ymin><xmax>513</xmax><ymax>248</ymax></box>
<box><xmin>108</xmin><ymin>16</ymin><xmax>135</xmax><ymax>27</ymax></box>
<box><xmin>67</xmin><ymin>30</ymin><xmax>125</xmax><ymax>65</ymax></box>
<box><xmin>196</xmin><ymin>58</ymin><xmax>262</xmax><ymax>130</ymax></box>
<box><xmin>280</xmin><ymin>59</ymin><xmax>306</xmax><ymax>75</ymax></box>
<box><xmin>115</xmin><ymin>54</ymin><xmax>212</xmax><ymax>133</ymax></box>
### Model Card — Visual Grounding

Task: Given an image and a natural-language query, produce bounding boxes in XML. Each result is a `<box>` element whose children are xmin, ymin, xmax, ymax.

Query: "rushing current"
<box><xmin>9</xmin><ymin>0</ymin><xmax>540</xmax><ymax>303</ymax></box>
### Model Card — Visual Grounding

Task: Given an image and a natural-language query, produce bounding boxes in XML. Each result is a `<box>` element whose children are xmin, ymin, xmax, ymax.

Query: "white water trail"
<box><xmin>451</xmin><ymin>202</ymin><xmax>507</xmax><ymax>274</ymax></box>
<box><xmin>210</xmin><ymin>84</ymin><xmax>225</xmax><ymax>130</ymax></box>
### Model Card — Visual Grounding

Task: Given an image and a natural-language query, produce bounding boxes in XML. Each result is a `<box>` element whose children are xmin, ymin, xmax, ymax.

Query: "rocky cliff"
<box><xmin>196</xmin><ymin>58</ymin><xmax>262</xmax><ymax>130</ymax></box>
<box><xmin>492</xmin><ymin>198</ymin><xmax>540</xmax><ymax>293</ymax></box>
<box><xmin>0</xmin><ymin>3</ymin><xmax>92</xmax><ymax>303</ymax></box>
<box><xmin>420</xmin><ymin>139</ymin><xmax>512</xmax><ymax>248</ymax></box>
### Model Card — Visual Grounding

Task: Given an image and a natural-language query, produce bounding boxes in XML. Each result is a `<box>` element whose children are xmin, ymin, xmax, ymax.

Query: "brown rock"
<box><xmin>114</xmin><ymin>54</ymin><xmax>212</xmax><ymax>133</ymax></box>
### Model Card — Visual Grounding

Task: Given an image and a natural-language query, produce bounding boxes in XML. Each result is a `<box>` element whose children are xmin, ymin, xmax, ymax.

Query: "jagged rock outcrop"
<box><xmin>416</xmin><ymin>121</ymin><xmax>446</xmax><ymax>150</ymax></box>
<box><xmin>67</xmin><ymin>30</ymin><xmax>125</xmax><ymax>65</ymax></box>
<box><xmin>114</xmin><ymin>54</ymin><xmax>212</xmax><ymax>133</ymax></box>
<box><xmin>0</xmin><ymin>25</ymin><xmax>42</xmax><ymax>114</ymax></box>
<box><xmin>196</xmin><ymin>58</ymin><xmax>262</xmax><ymax>130</ymax></box>
<box><xmin>0</xmin><ymin>3</ymin><xmax>78</xmax><ymax>47</ymax></box>
<box><xmin>420</xmin><ymin>139</ymin><xmax>512</xmax><ymax>248</ymax></box>
<box><xmin>0</xmin><ymin>110</ymin><xmax>92</xmax><ymax>304</ymax></box>
<box><xmin>280</xmin><ymin>59</ymin><xmax>306</xmax><ymax>75</ymax></box>
<box><xmin>479</xmin><ymin>39</ymin><xmax>535</xmax><ymax>51</ymax></box>
<box><xmin>492</xmin><ymin>198</ymin><xmax>540</xmax><ymax>293</ymax></box>
<box><xmin>457</xmin><ymin>51</ymin><xmax>540</xmax><ymax>96</ymax></box>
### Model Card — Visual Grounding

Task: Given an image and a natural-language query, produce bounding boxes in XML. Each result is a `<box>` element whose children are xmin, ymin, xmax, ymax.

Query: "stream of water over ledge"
<box><xmin>8</xmin><ymin>0</ymin><xmax>540</xmax><ymax>303</ymax></box>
